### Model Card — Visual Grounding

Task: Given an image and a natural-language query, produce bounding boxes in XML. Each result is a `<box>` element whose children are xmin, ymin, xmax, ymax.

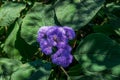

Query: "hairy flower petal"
<box><xmin>37</xmin><ymin>26</ymin><xmax>50</xmax><ymax>42</ymax></box>
<box><xmin>51</xmin><ymin>49</ymin><xmax>73</xmax><ymax>67</ymax></box>
<box><xmin>63</xmin><ymin>26</ymin><xmax>75</xmax><ymax>40</ymax></box>
<box><xmin>47</xmin><ymin>27</ymin><xmax>67</xmax><ymax>46</ymax></box>
<box><xmin>42</xmin><ymin>47</ymin><xmax>52</xmax><ymax>55</ymax></box>
<box><xmin>57</xmin><ymin>43</ymin><xmax>72</xmax><ymax>52</ymax></box>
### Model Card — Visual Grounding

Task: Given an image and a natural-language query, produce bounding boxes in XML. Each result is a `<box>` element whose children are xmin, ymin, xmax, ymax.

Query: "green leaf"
<box><xmin>0</xmin><ymin>58</ymin><xmax>52</xmax><ymax>80</ymax></box>
<box><xmin>68</xmin><ymin>64</ymin><xmax>83</xmax><ymax>80</ymax></box>
<box><xmin>3</xmin><ymin>18</ymin><xmax>38</xmax><ymax>60</ymax></box>
<box><xmin>0</xmin><ymin>2</ymin><xmax>25</xmax><ymax>26</ymax></box>
<box><xmin>0</xmin><ymin>58</ymin><xmax>22</xmax><ymax>80</ymax></box>
<box><xmin>11</xmin><ymin>59</ymin><xmax>52</xmax><ymax>80</ymax></box>
<box><xmin>21</xmin><ymin>2</ymin><xmax>55</xmax><ymax>45</ymax></box>
<box><xmin>0</xmin><ymin>26</ymin><xmax>4</xmax><ymax>36</ymax></box>
<box><xmin>11</xmin><ymin>63</ymin><xmax>36</xmax><ymax>80</ymax></box>
<box><xmin>28</xmin><ymin>60</ymin><xmax>52</xmax><ymax>80</ymax></box>
<box><xmin>68</xmin><ymin>64</ymin><xmax>82</xmax><ymax>76</ymax></box>
<box><xmin>71</xmin><ymin>75</ymin><xmax>102</xmax><ymax>80</ymax></box>
<box><xmin>108</xmin><ymin>15</ymin><xmax>120</xmax><ymax>36</ymax></box>
<box><xmin>106</xmin><ymin>2</ymin><xmax>120</xmax><ymax>17</ymax></box>
<box><xmin>102</xmin><ymin>3</ymin><xmax>120</xmax><ymax>36</ymax></box>
<box><xmin>74</xmin><ymin>74</ymin><xmax>119</xmax><ymax>80</ymax></box>
<box><xmin>74</xmin><ymin>33</ymin><xmax>120</xmax><ymax>76</ymax></box>
<box><xmin>111</xmin><ymin>64</ymin><xmax>120</xmax><ymax>76</ymax></box>
<box><xmin>3</xmin><ymin>21</ymin><xmax>22</xmax><ymax>60</ymax></box>
<box><xmin>54</xmin><ymin>0</ymin><xmax>105</xmax><ymax>30</ymax></box>
<box><xmin>93</xmin><ymin>23</ymin><xmax>116</xmax><ymax>36</ymax></box>
<box><xmin>109</xmin><ymin>45</ymin><xmax>120</xmax><ymax>76</ymax></box>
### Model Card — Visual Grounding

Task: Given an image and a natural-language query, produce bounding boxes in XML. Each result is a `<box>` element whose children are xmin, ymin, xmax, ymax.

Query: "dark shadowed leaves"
<box><xmin>3</xmin><ymin>21</ymin><xmax>22</xmax><ymax>60</ymax></box>
<box><xmin>93</xmin><ymin>23</ymin><xmax>116</xmax><ymax>36</ymax></box>
<box><xmin>3</xmin><ymin>19</ymin><xmax>37</xmax><ymax>60</ymax></box>
<box><xmin>106</xmin><ymin>2</ymin><xmax>120</xmax><ymax>17</ymax></box>
<box><xmin>108</xmin><ymin>15</ymin><xmax>120</xmax><ymax>36</ymax></box>
<box><xmin>68</xmin><ymin>64</ymin><xmax>83</xmax><ymax>80</ymax></box>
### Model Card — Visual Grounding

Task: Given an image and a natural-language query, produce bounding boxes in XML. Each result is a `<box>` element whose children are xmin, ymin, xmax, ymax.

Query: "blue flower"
<box><xmin>47</xmin><ymin>27</ymin><xmax>67</xmax><ymax>46</ymax></box>
<box><xmin>40</xmin><ymin>39</ymin><xmax>52</xmax><ymax>55</ymax></box>
<box><xmin>63</xmin><ymin>26</ymin><xmax>75</xmax><ymax>40</ymax></box>
<box><xmin>51</xmin><ymin>49</ymin><xmax>73</xmax><ymax>67</ymax></box>
<box><xmin>37</xmin><ymin>26</ymin><xmax>50</xmax><ymax>42</ymax></box>
<box><xmin>37</xmin><ymin>26</ymin><xmax>75</xmax><ymax>67</ymax></box>
<box><xmin>57</xmin><ymin>42</ymin><xmax>72</xmax><ymax>52</ymax></box>
<box><xmin>37</xmin><ymin>26</ymin><xmax>53</xmax><ymax>55</ymax></box>
<box><xmin>42</xmin><ymin>46</ymin><xmax>52</xmax><ymax>55</ymax></box>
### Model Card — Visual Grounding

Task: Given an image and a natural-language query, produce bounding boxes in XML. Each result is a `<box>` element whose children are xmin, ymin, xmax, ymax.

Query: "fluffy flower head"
<box><xmin>37</xmin><ymin>26</ymin><xmax>75</xmax><ymax>67</ymax></box>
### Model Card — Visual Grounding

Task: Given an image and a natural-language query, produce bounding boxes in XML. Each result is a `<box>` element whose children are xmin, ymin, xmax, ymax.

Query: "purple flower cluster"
<box><xmin>37</xmin><ymin>26</ymin><xmax>75</xmax><ymax>67</ymax></box>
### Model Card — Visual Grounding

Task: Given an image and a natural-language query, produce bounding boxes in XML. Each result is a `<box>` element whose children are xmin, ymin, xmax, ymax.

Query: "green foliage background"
<box><xmin>0</xmin><ymin>0</ymin><xmax>120</xmax><ymax>80</ymax></box>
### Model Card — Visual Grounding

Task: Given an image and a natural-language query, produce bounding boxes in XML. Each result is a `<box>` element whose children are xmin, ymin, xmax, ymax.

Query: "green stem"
<box><xmin>60</xmin><ymin>67</ymin><xmax>71</xmax><ymax>80</ymax></box>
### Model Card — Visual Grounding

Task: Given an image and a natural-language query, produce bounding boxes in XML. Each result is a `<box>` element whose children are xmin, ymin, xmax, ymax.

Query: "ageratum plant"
<box><xmin>37</xmin><ymin>26</ymin><xmax>75</xmax><ymax>67</ymax></box>
<box><xmin>0</xmin><ymin>0</ymin><xmax>120</xmax><ymax>80</ymax></box>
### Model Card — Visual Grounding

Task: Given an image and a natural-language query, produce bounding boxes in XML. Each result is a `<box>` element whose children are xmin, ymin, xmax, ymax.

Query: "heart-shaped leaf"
<box><xmin>11</xmin><ymin>59</ymin><xmax>52</xmax><ymax>80</ymax></box>
<box><xmin>0</xmin><ymin>58</ymin><xmax>52</xmax><ymax>80</ymax></box>
<box><xmin>0</xmin><ymin>2</ymin><xmax>25</xmax><ymax>27</ymax></box>
<box><xmin>74</xmin><ymin>33</ymin><xmax>120</xmax><ymax>76</ymax></box>
<box><xmin>21</xmin><ymin>2</ymin><xmax>55</xmax><ymax>45</ymax></box>
<box><xmin>0</xmin><ymin>58</ymin><xmax>22</xmax><ymax>80</ymax></box>
<box><xmin>54</xmin><ymin>0</ymin><xmax>105</xmax><ymax>30</ymax></box>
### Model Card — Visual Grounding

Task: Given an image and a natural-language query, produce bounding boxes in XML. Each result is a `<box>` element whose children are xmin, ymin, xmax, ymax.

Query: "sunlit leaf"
<box><xmin>0</xmin><ymin>58</ymin><xmax>22</xmax><ymax>80</ymax></box>
<box><xmin>0</xmin><ymin>58</ymin><xmax>52</xmax><ymax>80</ymax></box>
<box><xmin>11</xmin><ymin>59</ymin><xmax>52</xmax><ymax>80</ymax></box>
<box><xmin>3</xmin><ymin>21</ymin><xmax>22</xmax><ymax>60</ymax></box>
<box><xmin>0</xmin><ymin>2</ymin><xmax>25</xmax><ymax>26</ymax></box>
<box><xmin>54</xmin><ymin>0</ymin><xmax>105</xmax><ymax>30</ymax></box>
<box><xmin>21</xmin><ymin>2</ymin><xmax>55</xmax><ymax>45</ymax></box>
<box><xmin>74</xmin><ymin>33</ymin><xmax>120</xmax><ymax>76</ymax></box>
